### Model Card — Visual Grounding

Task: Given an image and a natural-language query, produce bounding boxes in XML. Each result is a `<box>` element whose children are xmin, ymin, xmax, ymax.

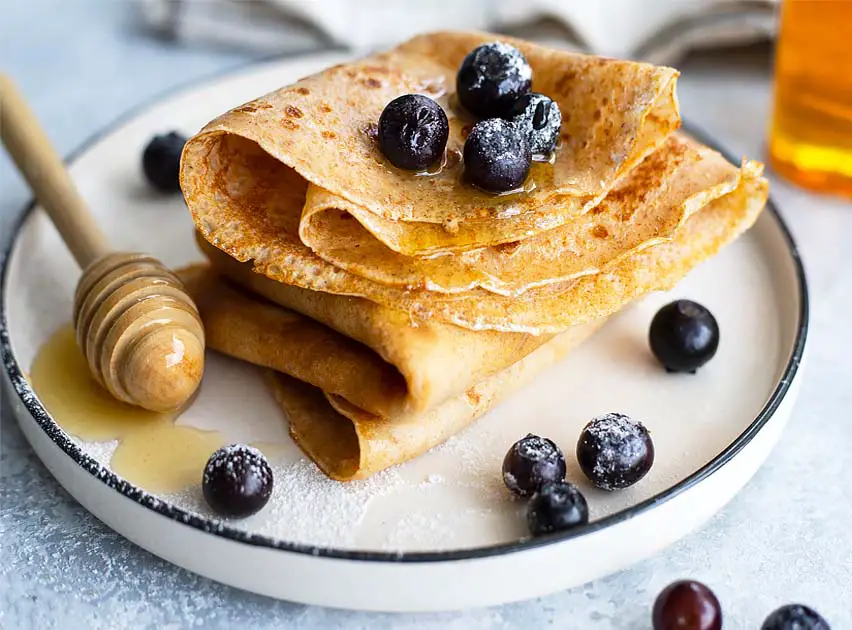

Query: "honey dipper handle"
<box><xmin>0</xmin><ymin>74</ymin><xmax>109</xmax><ymax>267</ymax></box>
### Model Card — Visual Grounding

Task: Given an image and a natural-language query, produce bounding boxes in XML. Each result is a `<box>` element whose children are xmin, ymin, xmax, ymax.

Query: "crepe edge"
<box><xmin>264</xmin><ymin>318</ymin><xmax>605</xmax><ymax>481</ymax></box>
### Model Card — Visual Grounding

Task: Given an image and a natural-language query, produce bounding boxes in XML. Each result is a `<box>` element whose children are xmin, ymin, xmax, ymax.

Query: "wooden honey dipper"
<box><xmin>0</xmin><ymin>75</ymin><xmax>204</xmax><ymax>412</ymax></box>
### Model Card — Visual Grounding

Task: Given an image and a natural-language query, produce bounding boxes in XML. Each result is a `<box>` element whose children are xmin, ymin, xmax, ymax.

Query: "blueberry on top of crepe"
<box><xmin>378</xmin><ymin>94</ymin><xmax>449</xmax><ymax>170</ymax></box>
<box><xmin>456</xmin><ymin>42</ymin><xmax>532</xmax><ymax>118</ymax></box>
<box><xmin>507</xmin><ymin>93</ymin><xmax>562</xmax><ymax>157</ymax></box>
<box><xmin>463</xmin><ymin>118</ymin><xmax>531</xmax><ymax>192</ymax></box>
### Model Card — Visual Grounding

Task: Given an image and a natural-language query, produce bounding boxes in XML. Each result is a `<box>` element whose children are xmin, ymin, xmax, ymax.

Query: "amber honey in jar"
<box><xmin>769</xmin><ymin>0</ymin><xmax>852</xmax><ymax>197</ymax></box>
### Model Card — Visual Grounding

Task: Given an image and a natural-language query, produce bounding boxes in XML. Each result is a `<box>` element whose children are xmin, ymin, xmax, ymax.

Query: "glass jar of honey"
<box><xmin>769</xmin><ymin>0</ymin><xmax>852</xmax><ymax>197</ymax></box>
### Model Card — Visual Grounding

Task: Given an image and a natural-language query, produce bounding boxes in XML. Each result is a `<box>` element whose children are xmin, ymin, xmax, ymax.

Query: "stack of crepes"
<box><xmin>179</xmin><ymin>31</ymin><xmax>768</xmax><ymax>481</ymax></box>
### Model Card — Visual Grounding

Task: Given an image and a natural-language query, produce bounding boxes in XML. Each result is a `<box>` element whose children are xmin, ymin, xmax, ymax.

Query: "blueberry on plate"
<box><xmin>378</xmin><ymin>94</ymin><xmax>449</xmax><ymax>170</ymax></box>
<box><xmin>649</xmin><ymin>299</ymin><xmax>719</xmax><ymax>373</ymax></box>
<box><xmin>142</xmin><ymin>131</ymin><xmax>186</xmax><ymax>193</ymax></box>
<box><xmin>456</xmin><ymin>42</ymin><xmax>532</xmax><ymax>118</ymax></box>
<box><xmin>762</xmin><ymin>604</ymin><xmax>831</xmax><ymax>630</ymax></box>
<box><xmin>463</xmin><ymin>118</ymin><xmax>531</xmax><ymax>193</ymax></box>
<box><xmin>527</xmin><ymin>481</ymin><xmax>589</xmax><ymax>536</ymax></box>
<box><xmin>506</xmin><ymin>93</ymin><xmax>562</xmax><ymax>156</ymax></box>
<box><xmin>502</xmin><ymin>433</ymin><xmax>566</xmax><ymax>497</ymax></box>
<box><xmin>653</xmin><ymin>580</ymin><xmax>722</xmax><ymax>630</ymax></box>
<box><xmin>576</xmin><ymin>412</ymin><xmax>654</xmax><ymax>491</ymax></box>
<box><xmin>203</xmin><ymin>444</ymin><xmax>273</xmax><ymax>518</ymax></box>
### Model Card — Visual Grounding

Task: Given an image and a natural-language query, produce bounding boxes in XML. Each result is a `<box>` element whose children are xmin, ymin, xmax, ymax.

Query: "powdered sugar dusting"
<box><xmin>470</xmin><ymin>42</ymin><xmax>533</xmax><ymax>88</ymax></box>
<box><xmin>161</xmin><ymin>458</ymin><xmax>405</xmax><ymax>548</ymax></box>
<box><xmin>515</xmin><ymin>433</ymin><xmax>559</xmax><ymax>461</ymax></box>
<box><xmin>72</xmin><ymin>437</ymin><xmax>119</xmax><ymax>463</ymax></box>
<box><xmin>202</xmin><ymin>443</ymin><xmax>270</xmax><ymax>488</ymax></box>
<box><xmin>586</xmin><ymin>413</ymin><xmax>646</xmax><ymax>442</ymax></box>
<box><xmin>582</xmin><ymin>413</ymin><xmax>653</xmax><ymax>489</ymax></box>
<box><xmin>253</xmin><ymin>460</ymin><xmax>403</xmax><ymax>547</ymax></box>
<box><xmin>469</xmin><ymin>118</ymin><xmax>524</xmax><ymax>162</ymax></box>
<box><xmin>49</xmin><ymin>255</ymin><xmax>781</xmax><ymax>553</ymax></box>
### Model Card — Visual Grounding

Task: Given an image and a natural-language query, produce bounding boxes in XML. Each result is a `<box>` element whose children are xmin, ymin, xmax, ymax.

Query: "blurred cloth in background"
<box><xmin>137</xmin><ymin>0</ymin><xmax>778</xmax><ymax>64</ymax></box>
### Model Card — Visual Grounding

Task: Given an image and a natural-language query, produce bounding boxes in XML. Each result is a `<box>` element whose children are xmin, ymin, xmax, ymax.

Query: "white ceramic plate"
<box><xmin>1</xmin><ymin>54</ymin><xmax>807</xmax><ymax>613</ymax></box>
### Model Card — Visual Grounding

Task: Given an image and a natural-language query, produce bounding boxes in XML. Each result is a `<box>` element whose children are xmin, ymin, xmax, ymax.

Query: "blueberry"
<box><xmin>507</xmin><ymin>93</ymin><xmax>562</xmax><ymax>156</ymax></box>
<box><xmin>378</xmin><ymin>94</ymin><xmax>449</xmax><ymax>170</ymax></box>
<box><xmin>502</xmin><ymin>433</ymin><xmax>566</xmax><ymax>497</ymax></box>
<box><xmin>653</xmin><ymin>580</ymin><xmax>722</xmax><ymax>630</ymax></box>
<box><xmin>527</xmin><ymin>481</ymin><xmax>589</xmax><ymax>536</ymax></box>
<box><xmin>762</xmin><ymin>604</ymin><xmax>831</xmax><ymax>630</ymax></box>
<box><xmin>142</xmin><ymin>131</ymin><xmax>186</xmax><ymax>193</ymax></box>
<box><xmin>577</xmin><ymin>413</ymin><xmax>654</xmax><ymax>491</ymax></box>
<box><xmin>202</xmin><ymin>444</ymin><xmax>273</xmax><ymax>518</ymax></box>
<box><xmin>463</xmin><ymin>118</ymin><xmax>531</xmax><ymax>192</ymax></box>
<box><xmin>649</xmin><ymin>300</ymin><xmax>720</xmax><ymax>373</ymax></box>
<box><xmin>456</xmin><ymin>42</ymin><xmax>532</xmax><ymax>118</ymax></box>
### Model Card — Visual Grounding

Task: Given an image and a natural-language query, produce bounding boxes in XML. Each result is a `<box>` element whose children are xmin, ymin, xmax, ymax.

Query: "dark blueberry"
<box><xmin>576</xmin><ymin>412</ymin><xmax>654</xmax><ymax>491</ymax></box>
<box><xmin>142</xmin><ymin>131</ymin><xmax>186</xmax><ymax>193</ymax></box>
<box><xmin>456</xmin><ymin>42</ymin><xmax>532</xmax><ymax>118</ymax></box>
<box><xmin>202</xmin><ymin>444</ymin><xmax>273</xmax><ymax>518</ymax></box>
<box><xmin>378</xmin><ymin>94</ymin><xmax>449</xmax><ymax>170</ymax></box>
<box><xmin>649</xmin><ymin>300</ymin><xmax>719</xmax><ymax>373</ymax></box>
<box><xmin>463</xmin><ymin>118</ymin><xmax>531</xmax><ymax>192</ymax></box>
<box><xmin>502</xmin><ymin>433</ymin><xmax>566</xmax><ymax>497</ymax></box>
<box><xmin>653</xmin><ymin>580</ymin><xmax>722</xmax><ymax>630</ymax></box>
<box><xmin>762</xmin><ymin>604</ymin><xmax>831</xmax><ymax>630</ymax></box>
<box><xmin>507</xmin><ymin>93</ymin><xmax>562</xmax><ymax>156</ymax></box>
<box><xmin>527</xmin><ymin>482</ymin><xmax>589</xmax><ymax>536</ymax></box>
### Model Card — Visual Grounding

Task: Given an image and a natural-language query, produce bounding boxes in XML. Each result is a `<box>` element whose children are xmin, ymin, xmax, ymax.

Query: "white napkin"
<box><xmin>137</xmin><ymin>0</ymin><xmax>778</xmax><ymax>64</ymax></box>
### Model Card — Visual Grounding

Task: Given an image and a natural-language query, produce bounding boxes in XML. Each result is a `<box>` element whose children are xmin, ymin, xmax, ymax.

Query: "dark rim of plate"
<box><xmin>0</xmin><ymin>55</ymin><xmax>809</xmax><ymax>564</ymax></box>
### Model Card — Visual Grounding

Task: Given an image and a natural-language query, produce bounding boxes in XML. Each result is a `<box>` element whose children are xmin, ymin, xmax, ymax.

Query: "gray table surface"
<box><xmin>2</xmin><ymin>2</ymin><xmax>850</xmax><ymax>629</ymax></box>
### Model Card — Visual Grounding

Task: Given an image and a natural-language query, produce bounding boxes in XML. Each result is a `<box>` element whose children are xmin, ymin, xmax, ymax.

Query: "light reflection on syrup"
<box><xmin>29</xmin><ymin>324</ymin><xmax>275</xmax><ymax>495</ymax></box>
<box><xmin>464</xmin><ymin>175</ymin><xmax>538</xmax><ymax>200</ymax></box>
<box><xmin>532</xmin><ymin>147</ymin><xmax>559</xmax><ymax>164</ymax></box>
<box><xmin>413</xmin><ymin>149</ymin><xmax>451</xmax><ymax>177</ymax></box>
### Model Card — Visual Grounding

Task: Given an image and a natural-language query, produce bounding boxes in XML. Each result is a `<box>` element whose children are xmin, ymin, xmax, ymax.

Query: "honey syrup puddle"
<box><xmin>30</xmin><ymin>324</ymin><xmax>282</xmax><ymax>495</ymax></box>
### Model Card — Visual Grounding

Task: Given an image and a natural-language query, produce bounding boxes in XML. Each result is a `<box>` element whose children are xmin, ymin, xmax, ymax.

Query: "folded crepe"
<box><xmin>192</xmin><ymin>154</ymin><xmax>765</xmax><ymax>338</ymax></box>
<box><xmin>264</xmin><ymin>324</ymin><xmax>602</xmax><ymax>481</ymax></box>
<box><xmin>184</xmin><ymin>174</ymin><xmax>765</xmax><ymax>440</ymax></box>
<box><xmin>297</xmin><ymin>133</ymin><xmax>749</xmax><ymax>296</ymax></box>
<box><xmin>180</xmin><ymin>261</ymin><xmax>551</xmax><ymax>417</ymax></box>
<box><xmin>179</xmin><ymin>31</ymin><xmax>769</xmax><ymax>479</ymax></box>
<box><xmin>178</xmin><ymin>265</ymin><xmax>602</xmax><ymax>480</ymax></box>
<box><xmin>183</xmin><ymin>161</ymin><xmax>764</xmax><ymax>477</ymax></box>
<box><xmin>183</xmin><ymin>126</ymin><xmax>764</xmax><ymax>333</ymax></box>
<box><xmin>182</xmin><ymin>31</ymin><xmax>680</xmax><ymax>258</ymax></box>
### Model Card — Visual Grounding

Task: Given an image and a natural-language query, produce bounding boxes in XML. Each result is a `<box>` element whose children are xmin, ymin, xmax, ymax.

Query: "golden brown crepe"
<box><xmin>186</xmin><ymin>159</ymin><xmax>765</xmax><ymax>477</ymax></box>
<box><xmin>264</xmin><ymin>322</ymin><xmax>603</xmax><ymax>481</ymax></box>
<box><xmin>178</xmin><ymin>268</ymin><xmax>602</xmax><ymax>480</ymax></box>
<box><xmin>182</xmin><ymin>30</ymin><xmax>680</xmax><ymax>258</ymax></box>
<box><xmin>194</xmin><ymin>165</ymin><xmax>766</xmax><ymax>335</ymax></box>
<box><xmin>179</xmin><ymin>264</ymin><xmax>550</xmax><ymax>417</ymax></box>
<box><xmin>183</xmin><ymin>122</ymin><xmax>764</xmax><ymax>333</ymax></box>
<box><xmin>298</xmin><ymin>134</ymin><xmax>746</xmax><ymax>296</ymax></box>
<box><xmin>186</xmin><ymin>169</ymin><xmax>766</xmax><ymax>429</ymax></box>
<box><xmin>178</xmin><ymin>266</ymin><xmax>600</xmax><ymax>479</ymax></box>
<box><xmin>178</xmin><ymin>31</ymin><xmax>770</xmax><ymax>480</ymax></box>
